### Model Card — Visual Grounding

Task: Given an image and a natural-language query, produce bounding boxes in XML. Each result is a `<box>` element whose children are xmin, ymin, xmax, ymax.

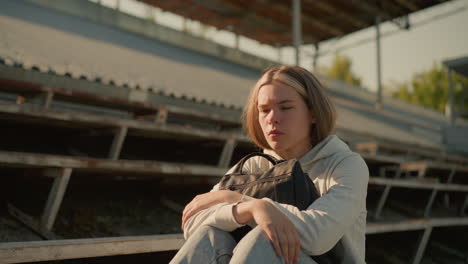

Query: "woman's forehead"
<box><xmin>257</xmin><ymin>83</ymin><xmax>301</xmax><ymax>104</ymax></box>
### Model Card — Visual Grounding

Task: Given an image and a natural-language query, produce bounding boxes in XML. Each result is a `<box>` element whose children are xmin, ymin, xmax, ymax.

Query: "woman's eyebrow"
<box><xmin>277</xmin><ymin>99</ymin><xmax>294</xmax><ymax>104</ymax></box>
<box><xmin>258</xmin><ymin>99</ymin><xmax>294</xmax><ymax>107</ymax></box>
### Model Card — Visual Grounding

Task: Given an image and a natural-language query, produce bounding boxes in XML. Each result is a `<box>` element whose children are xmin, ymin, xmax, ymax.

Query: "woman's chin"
<box><xmin>267</xmin><ymin>142</ymin><xmax>288</xmax><ymax>153</ymax></box>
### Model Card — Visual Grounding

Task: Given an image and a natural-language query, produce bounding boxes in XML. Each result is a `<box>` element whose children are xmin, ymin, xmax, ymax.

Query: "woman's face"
<box><xmin>257</xmin><ymin>81</ymin><xmax>316</xmax><ymax>159</ymax></box>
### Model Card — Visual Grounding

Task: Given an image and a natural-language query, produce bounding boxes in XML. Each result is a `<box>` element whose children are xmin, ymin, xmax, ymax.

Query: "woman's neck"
<box><xmin>274</xmin><ymin>142</ymin><xmax>313</xmax><ymax>160</ymax></box>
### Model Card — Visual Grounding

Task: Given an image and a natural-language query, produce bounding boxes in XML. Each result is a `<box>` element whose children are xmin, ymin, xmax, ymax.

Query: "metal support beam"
<box><xmin>423</xmin><ymin>189</ymin><xmax>437</xmax><ymax>218</ymax></box>
<box><xmin>108</xmin><ymin>126</ymin><xmax>128</xmax><ymax>160</ymax></box>
<box><xmin>460</xmin><ymin>194</ymin><xmax>468</xmax><ymax>216</ymax></box>
<box><xmin>375</xmin><ymin>16</ymin><xmax>383</xmax><ymax>110</ymax></box>
<box><xmin>42</xmin><ymin>90</ymin><xmax>54</xmax><ymax>108</ymax></box>
<box><xmin>412</xmin><ymin>227</ymin><xmax>432</xmax><ymax>264</ymax></box>
<box><xmin>218</xmin><ymin>137</ymin><xmax>237</xmax><ymax>168</ymax></box>
<box><xmin>146</xmin><ymin>5</ymin><xmax>155</xmax><ymax>22</ymax></box>
<box><xmin>7</xmin><ymin>203</ymin><xmax>59</xmax><ymax>240</ymax></box>
<box><xmin>276</xmin><ymin>45</ymin><xmax>282</xmax><ymax>63</ymax></box>
<box><xmin>443</xmin><ymin>167</ymin><xmax>456</xmax><ymax>208</ymax></box>
<box><xmin>447</xmin><ymin>68</ymin><xmax>455</xmax><ymax>125</ymax></box>
<box><xmin>374</xmin><ymin>168</ymin><xmax>400</xmax><ymax>219</ymax></box>
<box><xmin>41</xmin><ymin>168</ymin><xmax>72</xmax><ymax>231</ymax></box>
<box><xmin>312</xmin><ymin>43</ymin><xmax>319</xmax><ymax>71</ymax></box>
<box><xmin>375</xmin><ymin>185</ymin><xmax>390</xmax><ymax>219</ymax></box>
<box><xmin>292</xmin><ymin>0</ymin><xmax>302</xmax><ymax>66</ymax></box>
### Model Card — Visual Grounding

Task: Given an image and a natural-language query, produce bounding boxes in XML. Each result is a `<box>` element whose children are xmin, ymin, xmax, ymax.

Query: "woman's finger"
<box><xmin>293</xmin><ymin>235</ymin><xmax>300</xmax><ymax>264</ymax></box>
<box><xmin>181</xmin><ymin>203</ymin><xmax>196</xmax><ymax>229</ymax></box>
<box><xmin>286</xmin><ymin>228</ymin><xmax>299</xmax><ymax>264</ymax></box>
<box><xmin>280</xmin><ymin>229</ymin><xmax>292</xmax><ymax>264</ymax></box>
<box><xmin>182</xmin><ymin>200</ymin><xmax>194</xmax><ymax>220</ymax></box>
<box><xmin>296</xmin><ymin>228</ymin><xmax>301</xmax><ymax>263</ymax></box>
<box><xmin>280</xmin><ymin>235</ymin><xmax>290</xmax><ymax>264</ymax></box>
<box><xmin>265</xmin><ymin>228</ymin><xmax>282</xmax><ymax>258</ymax></box>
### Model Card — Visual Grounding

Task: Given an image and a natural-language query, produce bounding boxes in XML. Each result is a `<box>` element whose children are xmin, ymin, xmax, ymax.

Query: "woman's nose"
<box><xmin>267</xmin><ymin>109</ymin><xmax>280</xmax><ymax>124</ymax></box>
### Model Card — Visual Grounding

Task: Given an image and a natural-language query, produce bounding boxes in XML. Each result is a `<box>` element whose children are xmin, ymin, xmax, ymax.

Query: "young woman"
<box><xmin>171</xmin><ymin>66</ymin><xmax>369</xmax><ymax>264</ymax></box>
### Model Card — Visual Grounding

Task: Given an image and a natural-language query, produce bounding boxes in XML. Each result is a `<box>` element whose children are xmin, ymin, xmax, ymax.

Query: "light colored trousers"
<box><xmin>170</xmin><ymin>225</ymin><xmax>318</xmax><ymax>264</ymax></box>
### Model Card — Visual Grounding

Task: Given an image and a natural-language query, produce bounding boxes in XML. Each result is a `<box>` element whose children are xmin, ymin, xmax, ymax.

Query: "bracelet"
<box><xmin>232</xmin><ymin>193</ymin><xmax>245</xmax><ymax>207</ymax></box>
<box><xmin>239</xmin><ymin>193</ymin><xmax>246</xmax><ymax>202</ymax></box>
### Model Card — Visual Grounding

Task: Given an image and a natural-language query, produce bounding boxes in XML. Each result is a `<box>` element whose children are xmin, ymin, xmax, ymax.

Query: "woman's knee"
<box><xmin>232</xmin><ymin>226</ymin><xmax>317</xmax><ymax>264</ymax></box>
<box><xmin>170</xmin><ymin>226</ymin><xmax>236</xmax><ymax>264</ymax></box>
<box><xmin>236</xmin><ymin>226</ymin><xmax>271</xmax><ymax>248</ymax></box>
<box><xmin>231</xmin><ymin>226</ymin><xmax>281</xmax><ymax>263</ymax></box>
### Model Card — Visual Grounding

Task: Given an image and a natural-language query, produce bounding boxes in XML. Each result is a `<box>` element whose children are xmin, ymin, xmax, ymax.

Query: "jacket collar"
<box><xmin>264</xmin><ymin>135</ymin><xmax>350</xmax><ymax>168</ymax></box>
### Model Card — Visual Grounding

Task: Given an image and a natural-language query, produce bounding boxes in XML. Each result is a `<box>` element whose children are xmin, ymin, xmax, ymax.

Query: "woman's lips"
<box><xmin>268</xmin><ymin>130</ymin><xmax>284</xmax><ymax>137</ymax></box>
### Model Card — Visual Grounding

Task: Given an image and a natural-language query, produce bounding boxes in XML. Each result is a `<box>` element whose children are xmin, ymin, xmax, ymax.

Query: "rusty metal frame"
<box><xmin>411</xmin><ymin>227</ymin><xmax>432</xmax><ymax>264</ymax></box>
<box><xmin>218</xmin><ymin>137</ymin><xmax>237</xmax><ymax>168</ymax></box>
<box><xmin>7</xmin><ymin>168</ymin><xmax>72</xmax><ymax>240</ymax></box>
<box><xmin>108</xmin><ymin>126</ymin><xmax>128</xmax><ymax>160</ymax></box>
<box><xmin>374</xmin><ymin>167</ymin><xmax>401</xmax><ymax>219</ymax></box>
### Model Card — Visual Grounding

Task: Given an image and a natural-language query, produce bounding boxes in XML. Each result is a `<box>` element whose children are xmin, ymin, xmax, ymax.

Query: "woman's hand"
<box><xmin>182</xmin><ymin>190</ymin><xmax>242</xmax><ymax>230</ymax></box>
<box><xmin>234</xmin><ymin>199</ymin><xmax>301</xmax><ymax>264</ymax></box>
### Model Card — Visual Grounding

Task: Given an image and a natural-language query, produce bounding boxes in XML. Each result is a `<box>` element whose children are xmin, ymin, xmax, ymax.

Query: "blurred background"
<box><xmin>0</xmin><ymin>0</ymin><xmax>467</xmax><ymax>263</ymax></box>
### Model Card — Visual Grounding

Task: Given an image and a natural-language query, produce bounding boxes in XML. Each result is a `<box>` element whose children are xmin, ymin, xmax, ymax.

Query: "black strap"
<box><xmin>234</xmin><ymin>152</ymin><xmax>279</xmax><ymax>174</ymax></box>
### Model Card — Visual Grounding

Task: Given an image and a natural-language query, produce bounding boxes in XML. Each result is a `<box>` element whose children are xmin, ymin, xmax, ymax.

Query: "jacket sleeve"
<box><xmin>263</xmin><ymin>153</ymin><xmax>369</xmax><ymax>255</ymax></box>
<box><xmin>182</xmin><ymin>158</ymin><xmax>260</xmax><ymax>240</ymax></box>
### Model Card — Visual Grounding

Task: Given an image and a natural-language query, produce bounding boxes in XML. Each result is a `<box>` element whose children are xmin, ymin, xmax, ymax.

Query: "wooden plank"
<box><xmin>399</xmin><ymin>161</ymin><xmax>427</xmax><ymax>172</ymax></box>
<box><xmin>357</xmin><ymin>140</ymin><xmax>468</xmax><ymax>165</ymax></box>
<box><xmin>108</xmin><ymin>126</ymin><xmax>128</xmax><ymax>160</ymax></box>
<box><xmin>1</xmin><ymin>217</ymin><xmax>467</xmax><ymax>263</ymax></box>
<box><xmin>354</xmin><ymin>142</ymin><xmax>378</xmax><ymax>156</ymax></box>
<box><xmin>368</xmin><ymin>177</ymin><xmax>468</xmax><ymax>192</ymax></box>
<box><xmin>0</xmin><ymin>104</ymin><xmax>249</xmax><ymax>143</ymax></box>
<box><xmin>0</xmin><ymin>234</ymin><xmax>184</xmax><ymax>263</ymax></box>
<box><xmin>0</xmin><ymin>151</ymin><xmax>226</xmax><ymax>177</ymax></box>
<box><xmin>360</xmin><ymin>153</ymin><xmax>404</xmax><ymax>165</ymax></box>
<box><xmin>41</xmin><ymin>168</ymin><xmax>72</xmax><ymax>231</ymax></box>
<box><xmin>401</xmin><ymin>161</ymin><xmax>468</xmax><ymax>173</ymax></box>
<box><xmin>1</xmin><ymin>216</ymin><xmax>468</xmax><ymax>263</ymax></box>
<box><xmin>0</xmin><ymin>78</ymin><xmax>240</xmax><ymax>127</ymax></box>
<box><xmin>366</xmin><ymin>217</ymin><xmax>468</xmax><ymax>234</ymax></box>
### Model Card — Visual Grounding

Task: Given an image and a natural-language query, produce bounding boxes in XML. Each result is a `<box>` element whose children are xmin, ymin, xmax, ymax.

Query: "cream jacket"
<box><xmin>183</xmin><ymin>135</ymin><xmax>369</xmax><ymax>263</ymax></box>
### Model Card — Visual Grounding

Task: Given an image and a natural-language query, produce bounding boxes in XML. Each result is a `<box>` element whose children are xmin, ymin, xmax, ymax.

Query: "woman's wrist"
<box><xmin>232</xmin><ymin>199</ymin><xmax>255</xmax><ymax>225</ymax></box>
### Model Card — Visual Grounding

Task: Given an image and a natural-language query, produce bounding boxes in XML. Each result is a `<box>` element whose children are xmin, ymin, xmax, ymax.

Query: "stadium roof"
<box><xmin>137</xmin><ymin>0</ymin><xmax>453</xmax><ymax>46</ymax></box>
<box><xmin>444</xmin><ymin>56</ymin><xmax>468</xmax><ymax>78</ymax></box>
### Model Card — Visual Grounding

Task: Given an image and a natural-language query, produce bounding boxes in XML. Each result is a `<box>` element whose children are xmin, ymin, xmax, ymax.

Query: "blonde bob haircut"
<box><xmin>243</xmin><ymin>65</ymin><xmax>336</xmax><ymax>150</ymax></box>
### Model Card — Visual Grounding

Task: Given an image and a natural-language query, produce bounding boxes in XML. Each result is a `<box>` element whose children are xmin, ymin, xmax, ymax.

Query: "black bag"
<box><xmin>218</xmin><ymin>152</ymin><xmax>344</xmax><ymax>264</ymax></box>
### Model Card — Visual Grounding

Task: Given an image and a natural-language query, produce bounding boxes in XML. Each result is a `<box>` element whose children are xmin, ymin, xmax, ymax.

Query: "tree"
<box><xmin>319</xmin><ymin>54</ymin><xmax>362</xmax><ymax>86</ymax></box>
<box><xmin>391</xmin><ymin>63</ymin><xmax>468</xmax><ymax>117</ymax></box>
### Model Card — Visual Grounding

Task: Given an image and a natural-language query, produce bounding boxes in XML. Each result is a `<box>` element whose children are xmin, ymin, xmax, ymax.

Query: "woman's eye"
<box><xmin>281</xmin><ymin>106</ymin><xmax>293</xmax><ymax>110</ymax></box>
